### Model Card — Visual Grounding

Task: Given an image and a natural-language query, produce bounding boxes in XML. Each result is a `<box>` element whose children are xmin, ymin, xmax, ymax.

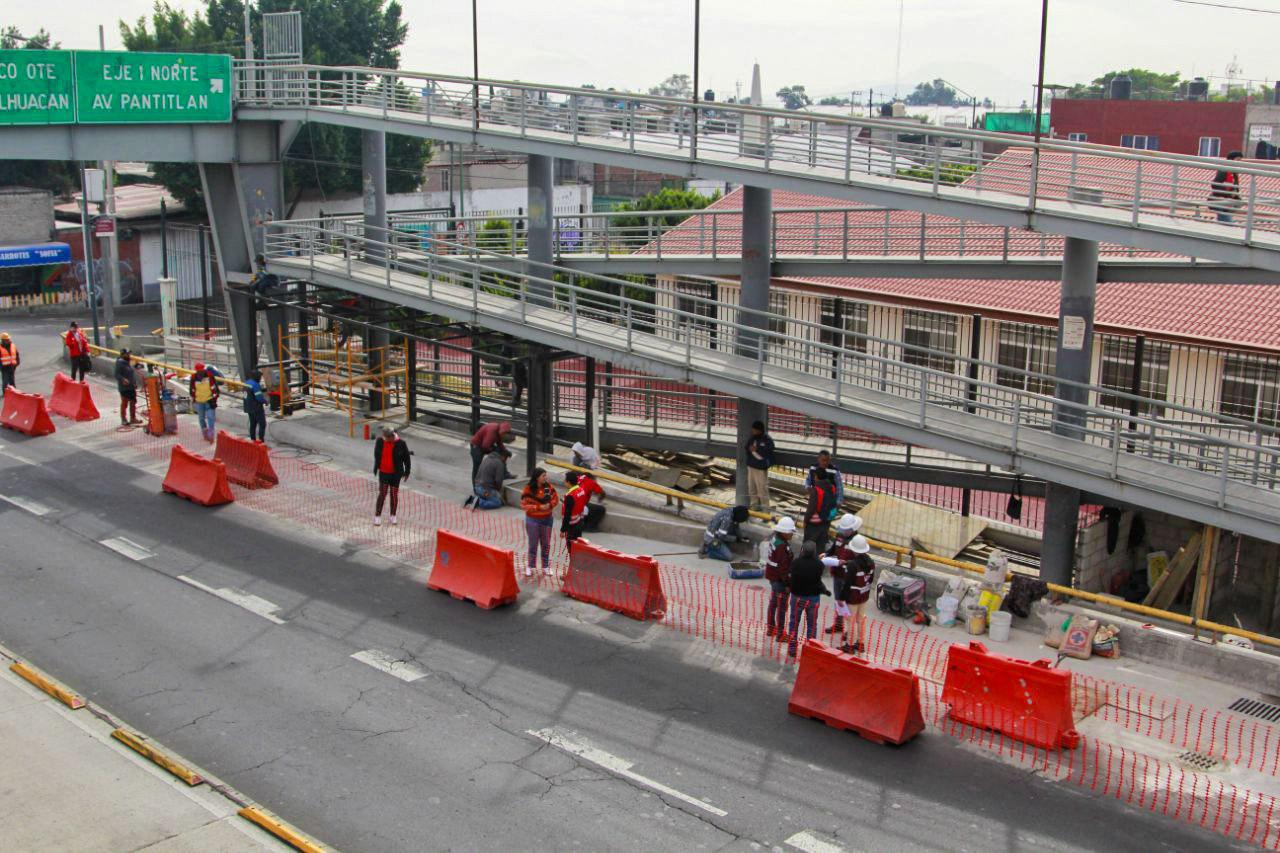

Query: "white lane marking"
<box><xmin>177</xmin><ymin>575</ymin><xmax>287</xmax><ymax>625</ymax></box>
<box><xmin>100</xmin><ymin>536</ymin><xmax>153</xmax><ymax>561</ymax></box>
<box><xmin>351</xmin><ymin>649</ymin><xmax>429</xmax><ymax>682</ymax></box>
<box><xmin>526</xmin><ymin>727</ymin><xmax>728</xmax><ymax>817</ymax></box>
<box><xmin>0</xmin><ymin>494</ymin><xmax>52</xmax><ymax>516</ymax></box>
<box><xmin>786</xmin><ymin>830</ymin><xmax>845</xmax><ymax>853</ymax></box>
<box><xmin>0</xmin><ymin>446</ymin><xmax>36</xmax><ymax>465</ymax></box>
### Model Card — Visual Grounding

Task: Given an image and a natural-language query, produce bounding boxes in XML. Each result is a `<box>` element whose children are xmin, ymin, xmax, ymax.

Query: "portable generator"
<box><xmin>876</xmin><ymin>573</ymin><xmax>926</xmax><ymax>617</ymax></box>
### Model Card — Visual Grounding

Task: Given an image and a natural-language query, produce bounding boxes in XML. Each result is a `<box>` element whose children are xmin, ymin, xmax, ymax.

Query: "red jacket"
<box><xmin>65</xmin><ymin>329</ymin><xmax>89</xmax><ymax>358</ymax></box>
<box><xmin>764</xmin><ymin>537</ymin><xmax>793</xmax><ymax>584</ymax></box>
<box><xmin>470</xmin><ymin>421</ymin><xmax>511</xmax><ymax>451</ymax></box>
<box><xmin>521</xmin><ymin>482</ymin><xmax>559</xmax><ymax>520</ymax></box>
<box><xmin>578</xmin><ymin>473</ymin><xmax>605</xmax><ymax>501</ymax></box>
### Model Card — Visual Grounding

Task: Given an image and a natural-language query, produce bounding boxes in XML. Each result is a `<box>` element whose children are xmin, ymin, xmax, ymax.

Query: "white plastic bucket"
<box><xmin>988</xmin><ymin>610</ymin><xmax>1012</xmax><ymax>642</ymax></box>
<box><xmin>937</xmin><ymin>595</ymin><xmax>959</xmax><ymax>626</ymax></box>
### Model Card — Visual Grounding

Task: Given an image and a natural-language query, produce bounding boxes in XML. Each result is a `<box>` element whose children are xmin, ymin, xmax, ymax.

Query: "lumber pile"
<box><xmin>1141</xmin><ymin>531</ymin><xmax>1203</xmax><ymax>610</ymax></box>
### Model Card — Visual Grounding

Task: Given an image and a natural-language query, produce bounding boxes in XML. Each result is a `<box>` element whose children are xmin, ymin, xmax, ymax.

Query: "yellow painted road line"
<box><xmin>9</xmin><ymin>661</ymin><xmax>86</xmax><ymax>709</ymax></box>
<box><xmin>238</xmin><ymin>805</ymin><xmax>329</xmax><ymax>853</ymax></box>
<box><xmin>111</xmin><ymin>728</ymin><xmax>204</xmax><ymax>786</ymax></box>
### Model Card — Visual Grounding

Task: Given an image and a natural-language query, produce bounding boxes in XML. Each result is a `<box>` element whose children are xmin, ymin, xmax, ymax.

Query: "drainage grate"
<box><xmin>1228</xmin><ymin>697</ymin><xmax>1280</xmax><ymax>723</ymax></box>
<box><xmin>1178</xmin><ymin>750</ymin><xmax>1222</xmax><ymax>772</ymax></box>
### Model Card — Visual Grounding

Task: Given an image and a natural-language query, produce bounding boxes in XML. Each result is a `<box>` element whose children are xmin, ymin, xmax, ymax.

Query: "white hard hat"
<box><xmin>773</xmin><ymin>516</ymin><xmax>797</xmax><ymax>535</ymax></box>
<box><xmin>837</xmin><ymin>513</ymin><xmax>863</xmax><ymax>533</ymax></box>
<box><xmin>850</xmin><ymin>534</ymin><xmax>871</xmax><ymax>554</ymax></box>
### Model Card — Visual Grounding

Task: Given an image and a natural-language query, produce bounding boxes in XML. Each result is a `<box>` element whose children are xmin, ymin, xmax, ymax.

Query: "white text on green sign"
<box><xmin>0</xmin><ymin>50</ymin><xmax>75</xmax><ymax>125</ymax></box>
<box><xmin>74</xmin><ymin>51</ymin><xmax>232</xmax><ymax>124</ymax></box>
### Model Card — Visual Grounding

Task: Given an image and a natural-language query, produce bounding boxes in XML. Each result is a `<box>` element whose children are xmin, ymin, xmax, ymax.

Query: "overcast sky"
<box><xmin>10</xmin><ymin>0</ymin><xmax>1280</xmax><ymax>105</ymax></box>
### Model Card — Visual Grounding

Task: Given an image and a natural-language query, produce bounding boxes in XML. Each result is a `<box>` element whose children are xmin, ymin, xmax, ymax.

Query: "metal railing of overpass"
<box><xmin>263</xmin><ymin>220</ymin><xmax>1280</xmax><ymax>535</ymax></box>
<box><xmin>235</xmin><ymin>61</ymin><xmax>1280</xmax><ymax>268</ymax></box>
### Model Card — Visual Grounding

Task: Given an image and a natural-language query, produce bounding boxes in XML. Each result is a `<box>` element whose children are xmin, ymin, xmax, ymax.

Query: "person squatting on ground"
<box><xmin>469</xmin><ymin>420</ymin><xmax>513</xmax><ymax>484</ymax></box>
<box><xmin>825</xmin><ymin>534</ymin><xmax>874</xmax><ymax>654</ymax></box>
<box><xmin>570</xmin><ymin>441</ymin><xmax>600</xmax><ymax>471</ymax></box>
<box><xmin>472</xmin><ymin>447</ymin><xmax>514</xmax><ymax>510</ymax></box>
<box><xmin>189</xmin><ymin>362</ymin><xmax>220</xmax><ymax>441</ymax></box>
<box><xmin>521</xmin><ymin>468</ymin><xmax>559</xmax><ymax>577</ymax></box>
<box><xmin>787</xmin><ymin>539</ymin><xmax>831</xmax><ymax>659</ymax></box>
<box><xmin>743</xmin><ymin>419</ymin><xmax>774</xmax><ymax>511</ymax></box>
<box><xmin>114</xmin><ymin>349</ymin><xmax>140</xmax><ymax>425</ymax></box>
<box><xmin>243</xmin><ymin>369</ymin><xmax>268</xmax><ymax>442</ymax></box>
<box><xmin>764</xmin><ymin>517</ymin><xmax>796</xmax><ymax>641</ymax></box>
<box><xmin>0</xmin><ymin>332</ymin><xmax>19</xmax><ymax>393</ymax></box>
<box><xmin>373</xmin><ymin>425</ymin><xmax>411</xmax><ymax>526</ymax></box>
<box><xmin>700</xmin><ymin>504</ymin><xmax>750</xmax><ymax>561</ymax></box>
<box><xmin>65</xmin><ymin>322</ymin><xmax>91</xmax><ymax>381</ymax></box>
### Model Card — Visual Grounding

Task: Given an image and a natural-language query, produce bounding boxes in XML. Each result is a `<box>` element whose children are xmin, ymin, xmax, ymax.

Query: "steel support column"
<box><xmin>363</xmin><ymin>129</ymin><xmax>389</xmax><ymax>411</ymax></box>
<box><xmin>527</xmin><ymin>153</ymin><xmax>554</xmax><ymax>306</ymax></box>
<box><xmin>526</xmin><ymin>346</ymin><xmax>553</xmax><ymax>477</ymax></box>
<box><xmin>736</xmin><ymin>186</ymin><xmax>772</xmax><ymax>506</ymax></box>
<box><xmin>1041</xmin><ymin>237</ymin><xmax>1099</xmax><ymax>586</ymax></box>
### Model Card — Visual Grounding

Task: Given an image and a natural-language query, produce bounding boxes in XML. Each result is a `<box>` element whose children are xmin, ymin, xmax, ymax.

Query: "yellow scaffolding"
<box><xmin>274</xmin><ymin>326</ymin><xmax>409</xmax><ymax>437</ymax></box>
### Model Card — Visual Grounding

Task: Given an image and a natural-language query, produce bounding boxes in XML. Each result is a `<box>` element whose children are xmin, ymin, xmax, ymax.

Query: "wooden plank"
<box><xmin>1149</xmin><ymin>531</ymin><xmax>1203</xmax><ymax>611</ymax></box>
<box><xmin>1191</xmin><ymin>525</ymin><xmax>1219</xmax><ymax>626</ymax></box>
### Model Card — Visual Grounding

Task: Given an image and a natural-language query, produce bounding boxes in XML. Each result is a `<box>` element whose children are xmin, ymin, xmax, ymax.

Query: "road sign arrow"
<box><xmin>210</xmin><ymin>78</ymin><xmax>225</xmax><ymax>94</ymax></box>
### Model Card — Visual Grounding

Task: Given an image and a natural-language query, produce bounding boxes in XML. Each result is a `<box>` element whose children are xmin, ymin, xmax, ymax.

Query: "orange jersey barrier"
<box><xmin>161</xmin><ymin>444</ymin><xmax>235</xmax><ymax>506</ymax></box>
<box><xmin>0</xmin><ymin>388</ymin><xmax>55</xmax><ymax>436</ymax></box>
<box><xmin>47</xmin><ymin>372</ymin><xmax>99</xmax><ymax>421</ymax></box>
<box><xmin>214</xmin><ymin>430</ymin><xmax>278</xmax><ymax>489</ymax></box>
<box><xmin>942</xmin><ymin>641</ymin><xmax>1080</xmax><ymax>751</ymax></box>
<box><xmin>563</xmin><ymin>540</ymin><xmax>667</xmax><ymax>621</ymax></box>
<box><xmin>427</xmin><ymin>528</ymin><xmax>520</xmax><ymax>609</ymax></box>
<box><xmin>788</xmin><ymin>641</ymin><xmax>926</xmax><ymax>745</ymax></box>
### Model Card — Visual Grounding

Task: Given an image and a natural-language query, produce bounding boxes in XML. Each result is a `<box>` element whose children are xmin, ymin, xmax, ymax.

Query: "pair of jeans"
<box><xmin>525</xmin><ymin>518</ymin><xmax>552</xmax><ymax>570</ymax></box>
<box><xmin>1217</xmin><ymin>210</ymin><xmax>1235</xmax><ymax>224</ymax></box>
<box><xmin>788</xmin><ymin>595</ymin><xmax>820</xmax><ymax>657</ymax></box>
<box><xmin>767</xmin><ymin>580</ymin><xmax>790</xmax><ymax>634</ymax></box>
<box><xmin>195</xmin><ymin>401</ymin><xmax>216</xmax><ymax>436</ymax></box>
<box><xmin>473</xmin><ymin>484</ymin><xmax>502</xmax><ymax>510</ymax></box>
<box><xmin>703</xmin><ymin>540</ymin><xmax>733</xmax><ymax>561</ymax></box>
<box><xmin>376</xmin><ymin>480</ymin><xmax>400</xmax><ymax>516</ymax></box>
<box><xmin>247</xmin><ymin>409</ymin><xmax>266</xmax><ymax>442</ymax></box>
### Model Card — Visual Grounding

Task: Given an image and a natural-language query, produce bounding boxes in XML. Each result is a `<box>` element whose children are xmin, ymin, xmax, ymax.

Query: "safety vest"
<box><xmin>565</xmin><ymin>485</ymin><xmax>589</xmax><ymax>526</ymax></box>
<box><xmin>0</xmin><ymin>342</ymin><xmax>17</xmax><ymax>367</ymax></box>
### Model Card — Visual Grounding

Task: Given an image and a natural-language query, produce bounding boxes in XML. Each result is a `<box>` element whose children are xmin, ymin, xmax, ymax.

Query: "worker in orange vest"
<box><xmin>0</xmin><ymin>332</ymin><xmax>19</xmax><ymax>394</ymax></box>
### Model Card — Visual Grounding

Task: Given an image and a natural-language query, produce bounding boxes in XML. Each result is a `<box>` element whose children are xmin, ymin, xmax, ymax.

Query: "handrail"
<box><xmin>544</xmin><ymin>458</ymin><xmax>1280</xmax><ymax>650</ymax></box>
<box><xmin>87</xmin><ymin>343</ymin><xmax>248</xmax><ymax>391</ymax></box>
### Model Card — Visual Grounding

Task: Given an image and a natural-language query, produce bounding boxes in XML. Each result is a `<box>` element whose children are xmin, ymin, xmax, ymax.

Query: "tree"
<box><xmin>1065</xmin><ymin>69</ymin><xmax>1182</xmax><ymax>100</ymax></box>
<box><xmin>818</xmin><ymin>95</ymin><xmax>851</xmax><ymax>107</ymax></box>
<box><xmin>610</xmin><ymin>187</ymin><xmax>722</xmax><ymax>249</ymax></box>
<box><xmin>905</xmin><ymin>79</ymin><xmax>957</xmax><ymax>106</ymax></box>
<box><xmin>776</xmin><ymin>85</ymin><xmax>812</xmax><ymax>110</ymax></box>
<box><xmin>648</xmin><ymin>73</ymin><xmax>691</xmax><ymax>99</ymax></box>
<box><xmin>0</xmin><ymin>28</ymin><xmax>75</xmax><ymax>195</ymax></box>
<box><xmin>119</xmin><ymin>0</ymin><xmax>430</xmax><ymax>211</ymax></box>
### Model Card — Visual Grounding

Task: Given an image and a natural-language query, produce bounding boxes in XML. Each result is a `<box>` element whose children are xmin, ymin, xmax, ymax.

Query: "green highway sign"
<box><xmin>74</xmin><ymin>51</ymin><xmax>232</xmax><ymax>124</ymax></box>
<box><xmin>0</xmin><ymin>50</ymin><xmax>76</xmax><ymax>125</ymax></box>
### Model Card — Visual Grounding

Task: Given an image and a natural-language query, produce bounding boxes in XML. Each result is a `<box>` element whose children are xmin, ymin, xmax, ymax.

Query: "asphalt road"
<box><xmin>0</xmin><ymin>314</ymin><xmax>1245</xmax><ymax>852</ymax></box>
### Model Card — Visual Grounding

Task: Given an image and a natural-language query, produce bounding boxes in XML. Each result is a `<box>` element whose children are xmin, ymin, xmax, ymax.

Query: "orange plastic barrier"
<box><xmin>562</xmin><ymin>540</ymin><xmax>667</xmax><ymax>621</ymax></box>
<box><xmin>161</xmin><ymin>444</ymin><xmax>235</xmax><ymax>506</ymax></box>
<box><xmin>0</xmin><ymin>389</ymin><xmax>56</xmax><ymax>437</ymax></box>
<box><xmin>427</xmin><ymin>528</ymin><xmax>520</xmax><ymax>609</ymax></box>
<box><xmin>942</xmin><ymin>641</ymin><xmax>1080</xmax><ymax>750</ymax></box>
<box><xmin>47</xmin><ymin>372</ymin><xmax>99</xmax><ymax>421</ymax></box>
<box><xmin>214</xmin><ymin>430</ymin><xmax>278</xmax><ymax>488</ymax></box>
<box><xmin>788</xmin><ymin>641</ymin><xmax>926</xmax><ymax>745</ymax></box>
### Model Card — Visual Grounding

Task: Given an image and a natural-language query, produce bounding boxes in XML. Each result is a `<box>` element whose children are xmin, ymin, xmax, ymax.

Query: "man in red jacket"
<box><xmin>466</xmin><ymin>420</ymin><xmax>514</xmax><ymax>502</ymax></box>
<box><xmin>65</xmin><ymin>321</ymin><xmax>91</xmax><ymax>381</ymax></box>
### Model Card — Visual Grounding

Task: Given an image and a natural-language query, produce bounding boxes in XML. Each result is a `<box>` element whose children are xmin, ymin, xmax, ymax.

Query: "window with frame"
<box><xmin>1121</xmin><ymin>134</ymin><xmax>1159</xmax><ymax>151</ymax></box>
<box><xmin>767</xmin><ymin>291</ymin><xmax>789</xmax><ymax>338</ymax></box>
<box><xmin>995</xmin><ymin>323</ymin><xmax>1057</xmax><ymax>396</ymax></box>
<box><xmin>1198</xmin><ymin>136</ymin><xmax>1222</xmax><ymax>158</ymax></box>
<box><xmin>902</xmin><ymin>310</ymin><xmax>957</xmax><ymax>373</ymax></box>
<box><xmin>1067</xmin><ymin>132</ymin><xmax>1087</xmax><ymax>142</ymax></box>
<box><xmin>1098</xmin><ymin>337</ymin><xmax>1170</xmax><ymax>415</ymax></box>
<box><xmin>819</xmin><ymin>297</ymin><xmax>869</xmax><ymax>354</ymax></box>
<box><xmin>674</xmin><ymin>279</ymin><xmax>718</xmax><ymax>349</ymax></box>
<box><xmin>1220</xmin><ymin>355</ymin><xmax>1280</xmax><ymax>427</ymax></box>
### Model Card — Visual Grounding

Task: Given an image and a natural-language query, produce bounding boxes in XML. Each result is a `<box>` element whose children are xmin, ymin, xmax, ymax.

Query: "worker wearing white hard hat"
<box><xmin>835</xmin><ymin>513</ymin><xmax>862</xmax><ymax>534</ymax></box>
<box><xmin>765</xmin><ymin>516</ymin><xmax>796</xmax><ymax>641</ymax></box>
<box><xmin>833</xmin><ymin>534</ymin><xmax>875</xmax><ymax>653</ymax></box>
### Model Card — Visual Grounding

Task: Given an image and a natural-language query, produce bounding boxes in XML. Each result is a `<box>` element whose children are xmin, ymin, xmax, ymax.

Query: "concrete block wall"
<box><xmin>0</xmin><ymin>188</ymin><xmax>54</xmax><ymax>246</ymax></box>
<box><xmin>1074</xmin><ymin>510</ymin><xmax>1135</xmax><ymax>593</ymax></box>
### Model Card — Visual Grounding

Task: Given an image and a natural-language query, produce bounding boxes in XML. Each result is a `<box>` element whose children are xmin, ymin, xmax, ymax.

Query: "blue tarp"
<box><xmin>0</xmin><ymin>243</ymin><xmax>72</xmax><ymax>269</ymax></box>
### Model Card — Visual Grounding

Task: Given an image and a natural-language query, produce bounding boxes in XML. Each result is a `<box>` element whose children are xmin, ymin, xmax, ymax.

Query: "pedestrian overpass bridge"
<box><xmin>264</xmin><ymin>220</ymin><xmax>1280</xmax><ymax>543</ymax></box>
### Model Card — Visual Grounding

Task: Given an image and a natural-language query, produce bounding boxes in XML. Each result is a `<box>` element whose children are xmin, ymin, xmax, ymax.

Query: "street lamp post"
<box><xmin>939</xmin><ymin>78</ymin><xmax>979</xmax><ymax>128</ymax></box>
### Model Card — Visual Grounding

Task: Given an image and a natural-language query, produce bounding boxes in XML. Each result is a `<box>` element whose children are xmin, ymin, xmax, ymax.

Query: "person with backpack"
<box><xmin>803</xmin><ymin>468</ymin><xmax>838</xmax><ymax>554</ymax></box>
<box><xmin>243</xmin><ymin>369</ymin><xmax>268</xmax><ymax>442</ymax></box>
<box><xmin>189</xmin><ymin>362</ymin><xmax>220</xmax><ymax>442</ymax></box>
<box><xmin>1209</xmin><ymin>151</ymin><xmax>1243</xmax><ymax>224</ymax></box>
<box><xmin>372</xmin><ymin>425</ymin><xmax>411</xmax><ymax>526</ymax></box>
<box><xmin>787</xmin><ymin>540</ymin><xmax>831</xmax><ymax>660</ymax></box>
<box><xmin>521</xmin><ymin>467</ymin><xmax>559</xmax><ymax>576</ymax></box>
<box><xmin>824</xmin><ymin>534</ymin><xmax>874</xmax><ymax>654</ymax></box>
<box><xmin>65</xmin><ymin>322</ymin><xmax>91</xmax><ymax>381</ymax></box>
<box><xmin>764</xmin><ymin>517</ymin><xmax>796</xmax><ymax>641</ymax></box>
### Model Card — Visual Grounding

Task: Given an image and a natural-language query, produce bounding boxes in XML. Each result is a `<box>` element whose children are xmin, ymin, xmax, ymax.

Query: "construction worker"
<box><xmin>700</xmin><ymin>504</ymin><xmax>749</xmax><ymax>561</ymax></box>
<box><xmin>743</xmin><ymin>419</ymin><xmax>774</xmax><ymax>511</ymax></box>
<box><xmin>468</xmin><ymin>420</ymin><xmax>514</xmax><ymax>488</ymax></box>
<box><xmin>373</xmin><ymin>425</ymin><xmax>411</xmax><ymax>526</ymax></box>
<box><xmin>804</xmin><ymin>450</ymin><xmax>844</xmax><ymax>506</ymax></box>
<box><xmin>114</xmin><ymin>349</ymin><xmax>140</xmax><ymax>425</ymax></box>
<box><xmin>827</xmin><ymin>534</ymin><xmax>874</xmax><ymax>654</ymax></box>
<box><xmin>243</xmin><ymin>369</ymin><xmax>268</xmax><ymax>442</ymax></box>
<box><xmin>822</xmin><ymin>513</ymin><xmax>864</xmax><ymax>635</ymax></box>
<box><xmin>764</xmin><ymin>516</ymin><xmax>796</xmax><ymax>641</ymax></box>
<box><xmin>65</xmin><ymin>322</ymin><xmax>91</xmax><ymax>381</ymax></box>
<box><xmin>803</xmin><ymin>468</ymin><xmax>839</xmax><ymax>554</ymax></box>
<box><xmin>472</xmin><ymin>446</ymin><xmax>513</xmax><ymax>510</ymax></box>
<box><xmin>787</xmin><ymin>540</ymin><xmax>830</xmax><ymax>660</ymax></box>
<box><xmin>561</xmin><ymin>471</ymin><xmax>591</xmax><ymax>547</ymax></box>
<box><xmin>0</xmin><ymin>332</ymin><xmax>18</xmax><ymax>394</ymax></box>
<box><xmin>189</xmin><ymin>362</ymin><xmax>220</xmax><ymax>442</ymax></box>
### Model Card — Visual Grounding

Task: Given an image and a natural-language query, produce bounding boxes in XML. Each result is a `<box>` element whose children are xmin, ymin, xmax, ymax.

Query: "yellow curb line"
<box><xmin>111</xmin><ymin>728</ymin><xmax>204</xmax><ymax>786</ymax></box>
<box><xmin>238</xmin><ymin>806</ymin><xmax>328</xmax><ymax>853</ymax></box>
<box><xmin>9</xmin><ymin>661</ymin><xmax>86</xmax><ymax>709</ymax></box>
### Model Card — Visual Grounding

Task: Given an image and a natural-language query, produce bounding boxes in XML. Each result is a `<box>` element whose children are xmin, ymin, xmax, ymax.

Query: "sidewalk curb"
<box><xmin>111</xmin><ymin>727</ymin><xmax>204</xmax><ymax>786</ymax></box>
<box><xmin>9</xmin><ymin>661</ymin><xmax>86</xmax><ymax>709</ymax></box>
<box><xmin>238</xmin><ymin>805</ymin><xmax>331</xmax><ymax>853</ymax></box>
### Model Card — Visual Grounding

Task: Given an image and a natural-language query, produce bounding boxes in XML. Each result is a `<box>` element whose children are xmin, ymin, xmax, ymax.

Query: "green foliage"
<box><xmin>610</xmin><ymin>187</ymin><xmax>721</xmax><ymax>230</ymax></box>
<box><xmin>475</xmin><ymin>218</ymin><xmax>521</xmax><ymax>253</ymax></box>
<box><xmin>1065</xmin><ymin>69</ymin><xmax>1182</xmax><ymax>100</ymax></box>
<box><xmin>776</xmin><ymin>85</ymin><xmax>812</xmax><ymax>110</ymax></box>
<box><xmin>817</xmin><ymin>95</ymin><xmax>851</xmax><ymax>107</ymax></box>
<box><xmin>649</xmin><ymin>74</ymin><xmax>691</xmax><ymax>99</ymax></box>
<box><xmin>0</xmin><ymin>27</ymin><xmax>59</xmax><ymax>48</ymax></box>
<box><xmin>905</xmin><ymin>79</ymin><xmax>959</xmax><ymax>106</ymax></box>
<box><xmin>896</xmin><ymin>163</ymin><xmax>978</xmax><ymax>186</ymax></box>
<box><xmin>118</xmin><ymin>0</ymin><xmax>429</xmax><ymax>211</ymax></box>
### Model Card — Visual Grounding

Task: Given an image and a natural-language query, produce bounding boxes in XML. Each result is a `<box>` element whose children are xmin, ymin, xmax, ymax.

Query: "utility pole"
<box><xmin>96</xmin><ymin>25</ymin><xmax>116</xmax><ymax>339</ymax></box>
<box><xmin>79</xmin><ymin>165</ymin><xmax>100</xmax><ymax>346</ymax></box>
<box><xmin>243</xmin><ymin>0</ymin><xmax>253</xmax><ymax>61</ymax></box>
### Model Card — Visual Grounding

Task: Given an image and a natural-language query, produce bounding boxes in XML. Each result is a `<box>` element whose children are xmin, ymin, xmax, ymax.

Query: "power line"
<box><xmin>1172</xmin><ymin>0</ymin><xmax>1280</xmax><ymax>12</ymax></box>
